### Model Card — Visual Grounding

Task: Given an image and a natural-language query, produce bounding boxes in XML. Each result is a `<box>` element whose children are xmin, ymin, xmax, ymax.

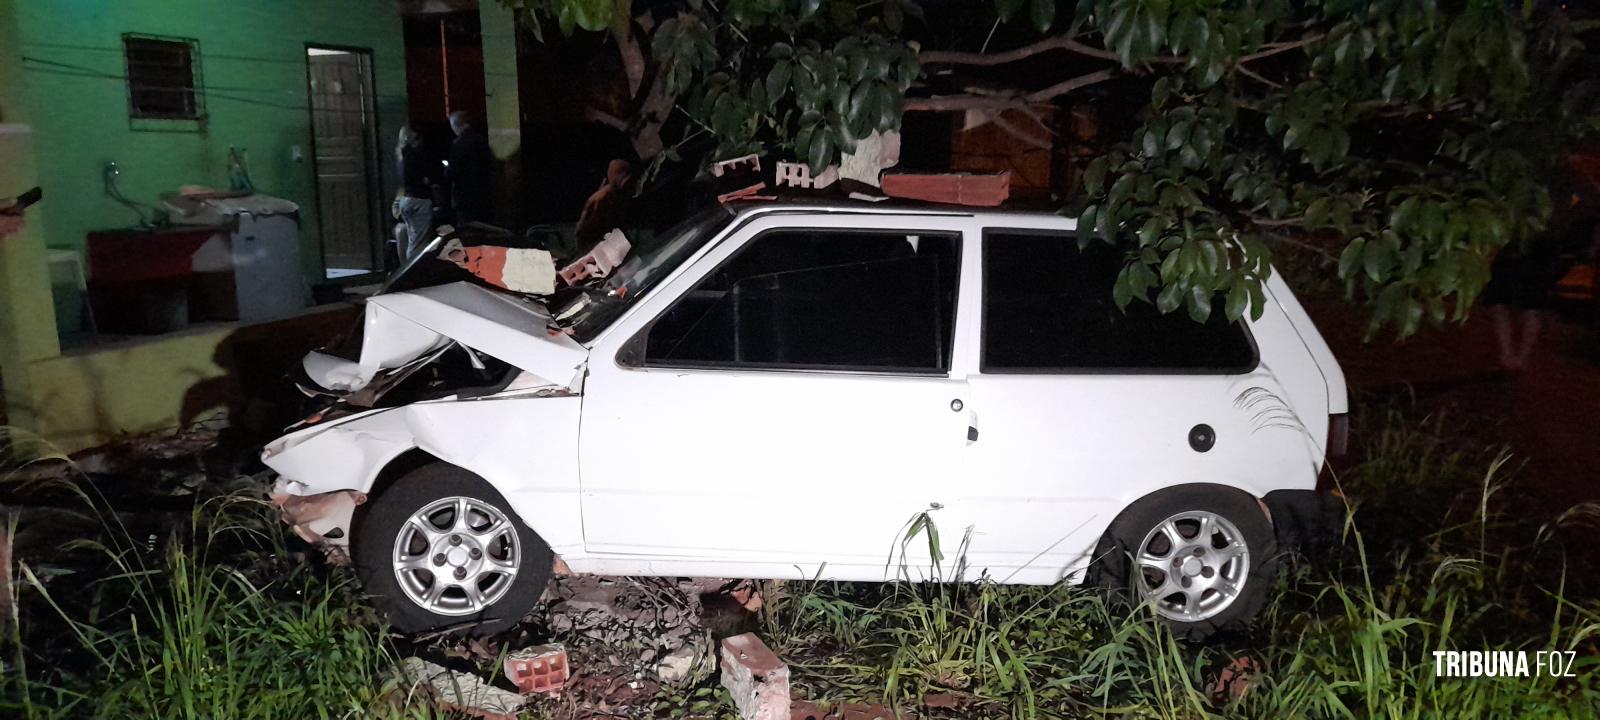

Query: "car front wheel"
<box><xmin>1091</xmin><ymin>484</ymin><xmax>1278</xmax><ymax>640</ymax></box>
<box><xmin>353</xmin><ymin>463</ymin><xmax>551</xmax><ymax>635</ymax></box>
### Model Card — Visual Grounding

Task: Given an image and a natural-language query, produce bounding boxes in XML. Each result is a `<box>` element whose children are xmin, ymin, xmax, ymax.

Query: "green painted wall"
<box><xmin>481</xmin><ymin>1</ymin><xmax>522</xmax><ymax>162</ymax></box>
<box><xmin>14</xmin><ymin>0</ymin><xmax>409</xmax><ymax>283</ymax></box>
<box><xmin>1</xmin><ymin>0</ymin><xmax>408</xmax><ymax>451</ymax></box>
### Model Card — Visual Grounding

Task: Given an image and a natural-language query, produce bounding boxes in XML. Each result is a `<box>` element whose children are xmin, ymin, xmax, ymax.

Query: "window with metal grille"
<box><xmin>123</xmin><ymin>34</ymin><xmax>203</xmax><ymax>120</ymax></box>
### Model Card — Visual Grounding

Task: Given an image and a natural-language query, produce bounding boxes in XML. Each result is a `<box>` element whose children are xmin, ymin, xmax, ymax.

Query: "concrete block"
<box><xmin>505</xmin><ymin>643</ymin><xmax>569</xmax><ymax>694</ymax></box>
<box><xmin>720</xmin><ymin>632</ymin><xmax>789</xmax><ymax>720</ymax></box>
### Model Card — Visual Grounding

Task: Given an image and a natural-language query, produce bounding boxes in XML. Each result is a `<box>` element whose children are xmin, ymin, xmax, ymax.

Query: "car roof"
<box><xmin>725</xmin><ymin>196</ymin><xmax>1074</xmax><ymax>222</ymax></box>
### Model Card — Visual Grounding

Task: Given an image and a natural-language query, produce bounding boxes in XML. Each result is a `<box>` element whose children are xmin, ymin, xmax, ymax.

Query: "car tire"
<box><xmin>1089</xmin><ymin>484</ymin><xmax>1278</xmax><ymax>641</ymax></box>
<box><xmin>353</xmin><ymin>463</ymin><xmax>551</xmax><ymax>635</ymax></box>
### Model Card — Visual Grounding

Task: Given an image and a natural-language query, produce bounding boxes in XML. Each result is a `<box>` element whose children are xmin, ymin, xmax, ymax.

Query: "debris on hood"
<box><xmin>839</xmin><ymin>129</ymin><xmax>902</xmax><ymax>188</ymax></box>
<box><xmin>441</xmin><ymin>238</ymin><xmax>558</xmax><ymax>296</ymax></box>
<box><xmin>712</xmin><ymin>154</ymin><xmax>768</xmax><ymax>202</ymax></box>
<box><xmin>558</xmin><ymin>229</ymin><xmax>631</xmax><ymax>286</ymax></box>
<box><xmin>775</xmin><ymin>161</ymin><xmax>839</xmax><ymax>190</ymax></box>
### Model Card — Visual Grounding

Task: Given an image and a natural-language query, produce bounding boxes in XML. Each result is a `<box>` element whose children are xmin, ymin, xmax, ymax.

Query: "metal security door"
<box><xmin>307</xmin><ymin>47</ymin><xmax>380</xmax><ymax>276</ymax></box>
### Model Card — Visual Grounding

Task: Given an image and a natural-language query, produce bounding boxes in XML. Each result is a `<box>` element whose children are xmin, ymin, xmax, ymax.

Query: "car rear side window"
<box><xmin>641</xmin><ymin>230</ymin><xmax>960</xmax><ymax>373</ymax></box>
<box><xmin>982</xmin><ymin>231</ymin><xmax>1257</xmax><ymax>373</ymax></box>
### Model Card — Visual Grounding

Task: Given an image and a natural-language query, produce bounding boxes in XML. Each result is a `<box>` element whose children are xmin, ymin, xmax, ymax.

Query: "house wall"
<box><xmin>0</xmin><ymin>0</ymin><xmax>409</xmax><ymax>453</ymax></box>
<box><xmin>13</xmin><ymin>0</ymin><xmax>409</xmax><ymax>283</ymax></box>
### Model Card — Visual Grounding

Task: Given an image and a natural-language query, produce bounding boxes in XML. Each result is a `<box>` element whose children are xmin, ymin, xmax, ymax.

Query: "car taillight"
<box><xmin>1327</xmin><ymin>413</ymin><xmax>1349</xmax><ymax>457</ymax></box>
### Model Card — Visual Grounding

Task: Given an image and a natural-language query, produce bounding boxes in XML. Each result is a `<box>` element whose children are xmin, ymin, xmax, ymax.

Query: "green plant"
<box><xmin>764</xmin><ymin>406</ymin><xmax>1600</xmax><ymax>718</ymax></box>
<box><xmin>509</xmin><ymin>0</ymin><xmax>1597</xmax><ymax>336</ymax></box>
<box><xmin>0</xmin><ymin>457</ymin><xmax>447</xmax><ymax>719</ymax></box>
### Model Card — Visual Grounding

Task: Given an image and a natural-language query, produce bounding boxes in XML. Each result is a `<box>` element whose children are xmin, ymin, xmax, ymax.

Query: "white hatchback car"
<box><xmin>264</xmin><ymin>203</ymin><xmax>1347</xmax><ymax>638</ymax></box>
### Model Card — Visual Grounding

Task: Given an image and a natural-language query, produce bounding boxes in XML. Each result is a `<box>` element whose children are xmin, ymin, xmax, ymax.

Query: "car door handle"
<box><xmin>965</xmin><ymin>408</ymin><xmax>979</xmax><ymax>444</ymax></box>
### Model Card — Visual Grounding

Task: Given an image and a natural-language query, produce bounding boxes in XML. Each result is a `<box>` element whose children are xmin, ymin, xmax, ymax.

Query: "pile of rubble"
<box><xmin>397</xmin><ymin>575</ymin><xmax>765</xmax><ymax>718</ymax></box>
<box><xmin>394</xmin><ymin>573</ymin><xmax>913</xmax><ymax>719</ymax></box>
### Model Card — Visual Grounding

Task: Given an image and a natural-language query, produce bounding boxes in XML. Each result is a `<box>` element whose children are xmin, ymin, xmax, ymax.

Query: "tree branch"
<box><xmin>584</xmin><ymin>107</ymin><xmax>630</xmax><ymax>131</ymax></box>
<box><xmin>989</xmin><ymin>113</ymin><xmax>1054</xmax><ymax>150</ymax></box>
<box><xmin>1238</xmin><ymin>65</ymin><xmax>1282</xmax><ymax>88</ymax></box>
<box><xmin>1244</xmin><ymin>213</ymin><xmax>1304</xmax><ymax>228</ymax></box>
<box><xmin>904</xmin><ymin>95</ymin><xmax>1031</xmax><ymax>113</ymax></box>
<box><xmin>1025</xmin><ymin>68</ymin><xmax>1119</xmax><ymax>103</ymax></box>
<box><xmin>919</xmin><ymin>34</ymin><xmax>1122</xmax><ymax>66</ymax></box>
<box><xmin>905</xmin><ymin>68</ymin><xmax>1119</xmax><ymax>113</ymax></box>
<box><xmin>1238</xmin><ymin>34</ymin><xmax>1324</xmax><ymax>64</ymax></box>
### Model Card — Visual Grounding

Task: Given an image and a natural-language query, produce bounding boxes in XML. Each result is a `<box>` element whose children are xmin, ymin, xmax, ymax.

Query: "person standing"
<box><xmin>1483</xmin><ymin>161</ymin><xmax>1598</xmax><ymax>372</ymax></box>
<box><xmin>393</xmin><ymin>126</ymin><xmax>434</xmax><ymax>262</ymax></box>
<box><xmin>574</xmin><ymin>158</ymin><xmax>634</xmax><ymax>256</ymax></box>
<box><xmin>446</xmin><ymin>111</ymin><xmax>493</xmax><ymax>226</ymax></box>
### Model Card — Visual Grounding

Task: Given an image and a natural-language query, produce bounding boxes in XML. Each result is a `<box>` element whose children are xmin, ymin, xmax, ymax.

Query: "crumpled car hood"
<box><xmin>309</xmin><ymin>281</ymin><xmax>589</xmax><ymax>392</ymax></box>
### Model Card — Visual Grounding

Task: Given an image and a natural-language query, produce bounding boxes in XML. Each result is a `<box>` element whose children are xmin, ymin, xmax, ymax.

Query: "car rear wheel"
<box><xmin>1090</xmin><ymin>484</ymin><xmax>1278</xmax><ymax>640</ymax></box>
<box><xmin>354</xmin><ymin>463</ymin><xmax>551</xmax><ymax>635</ymax></box>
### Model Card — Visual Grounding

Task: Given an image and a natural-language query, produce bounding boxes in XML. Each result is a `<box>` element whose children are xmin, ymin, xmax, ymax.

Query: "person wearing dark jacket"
<box><xmin>393</xmin><ymin>126</ymin><xmax>434</xmax><ymax>261</ymax></box>
<box><xmin>446</xmin><ymin>111</ymin><xmax>494</xmax><ymax>226</ymax></box>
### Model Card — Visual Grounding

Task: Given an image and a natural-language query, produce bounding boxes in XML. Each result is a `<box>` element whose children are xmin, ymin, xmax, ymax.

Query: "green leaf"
<box><xmin>1305</xmin><ymin>197</ymin><xmax>1331</xmax><ymax>228</ymax></box>
<box><xmin>568</xmin><ymin>0</ymin><xmax>613</xmax><ymax>32</ymax></box>
<box><xmin>1114</xmin><ymin>265</ymin><xmax>1136</xmax><ymax>308</ymax></box>
<box><xmin>1031</xmin><ymin>0</ymin><xmax>1056</xmax><ymax>32</ymax></box>
<box><xmin>1143</xmin><ymin>129</ymin><xmax>1161</xmax><ymax>157</ymax></box>
<box><xmin>1137</xmin><ymin>217</ymin><xmax>1163</xmax><ymax>247</ymax></box>
<box><xmin>1187</xmin><ymin>284</ymin><xmax>1213</xmax><ymax>323</ymax></box>
<box><xmin>1152</xmin><ymin>77</ymin><xmax>1171</xmax><ymax>109</ymax></box>
<box><xmin>1225</xmin><ymin>280</ymin><xmax>1249</xmax><ymax>321</ymax></box>
<box><xmin>766</xmin><ymin>61</ymin><xmax>792</xmax><ymax>103</ymax></box>
<box><xmin>1156</xmin><ymin>281</ymin><xmax>1184</xmax><ymax>314</ymax></box>
<box><xmin>808</xmin><ymin>129</ymin><xmax>835</xmax><ymax>173</ymax></box>
<box><xmin>1338</xmin><ymin>237</ymin><xmax>1367</xmax><ymax>279</ymax></box>
<box><xmin>1389</xmin><ymin>197</ymin><xmax>1420</xmax><ymax>232</ymax></box>
<box><xmin>1199</xmin><ymin>240</ymin><xmax>1221</xmax><ymax>275</ymax></box>
<box><xmin>996</xmin><ymin>0</ymin><xmax>1026</xmax><ymax>21</ymax></box>
<box><xmin>1166</xmin><ymin>120</ymin><xmax>1190</xmax><ymax>150</ymax></box>
<box><xmin>1078</xmin><ymin>205</ymin><xmax>1098</xmax><ymax>235</ymax></box>
<box><xmin>1083</xmin><ymin>157</ymin><xmax>1109</xmax><ymax>196</ymax></box>
<box><xmin>1362</xmin><ymin>236</ymin><xmax>1392</xmax><ymax>282</ymax></box>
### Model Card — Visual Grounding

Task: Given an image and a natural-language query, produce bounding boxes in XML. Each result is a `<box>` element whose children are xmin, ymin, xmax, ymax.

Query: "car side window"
<box><xmin>982</xmin><ymin>231</ymin><xmax>1257</xmax><ymax>373</ymax></box>
<box><xmin>639</xmin><ymin>229</ymin><xmax>961</xmax><ymax>373</ymax></box>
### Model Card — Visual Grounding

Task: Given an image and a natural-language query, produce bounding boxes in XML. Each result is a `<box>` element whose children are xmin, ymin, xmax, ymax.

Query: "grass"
<box><xmin>763</xmin><ymin>406</ymin><xmax>1600</xmax><ymax>718</ymax></box>
<box><xmin>4</xmin><ymin>404</ymin><xmax>1599</xmax><ymax>719</ymax></box>
<box><xmin>0</xmin><ymin>431</ymin><xmax>450</xmax><ymax>719</ymax></box>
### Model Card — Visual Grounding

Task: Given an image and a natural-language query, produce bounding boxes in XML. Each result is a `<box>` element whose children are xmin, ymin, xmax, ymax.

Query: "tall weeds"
<box><xmin>0</xmin><ymin>438</ymin><xmax>440</xmax><ymax>719</ymax></box>
<box><xmin>767</xmin><ymin>407</ymin><xmax>1600</xmax><ymax>718</ymax></box>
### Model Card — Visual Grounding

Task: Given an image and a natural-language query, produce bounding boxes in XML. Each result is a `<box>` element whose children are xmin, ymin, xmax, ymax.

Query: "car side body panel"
<box><xmin>262</xmin><ymin>205</ymin><xmax>1347</xmax><ymax>586</ymax></box>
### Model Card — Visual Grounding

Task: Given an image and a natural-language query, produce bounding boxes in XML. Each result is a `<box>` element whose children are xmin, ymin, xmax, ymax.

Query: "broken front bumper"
<box><xmin>269</xmin><ymin>486</ymin><xmax>365</xmax><ymax>559</ymax></box>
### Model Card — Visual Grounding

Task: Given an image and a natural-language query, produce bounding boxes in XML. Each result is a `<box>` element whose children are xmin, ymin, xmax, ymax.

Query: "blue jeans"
<box><xmin>397</xmin><ymin>196</ymin><xmax>434</xmax><ymax>260</ymax></box>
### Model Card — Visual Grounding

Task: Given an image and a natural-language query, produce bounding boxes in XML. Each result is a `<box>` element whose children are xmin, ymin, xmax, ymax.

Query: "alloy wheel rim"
<box><xmin>1133</xmin><ymin>510</ymin><xmax>1249</xmax><ymax>622</ymax></box>
<box><xmin>392</xmin><ymin>496</ymin><xmax>520</xmax><ymax>616</ymax></box>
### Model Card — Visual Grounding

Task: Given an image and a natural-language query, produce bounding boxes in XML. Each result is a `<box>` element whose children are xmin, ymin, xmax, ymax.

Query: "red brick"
<box><xmin>504</xmin><ymin>644</ymin><xmax>569</xmax><ymax>694</ymax></box>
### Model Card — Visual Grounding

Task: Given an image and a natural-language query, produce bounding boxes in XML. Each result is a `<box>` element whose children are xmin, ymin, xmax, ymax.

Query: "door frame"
<box><xmin>303</xmin><ymin>43</ymin><xmax>385</xmax><ymax>284</ymax></box>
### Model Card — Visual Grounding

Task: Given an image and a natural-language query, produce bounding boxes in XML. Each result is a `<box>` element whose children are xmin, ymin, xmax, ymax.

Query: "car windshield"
<box><xmin>555</xmin><ymin>205</ymin><xmax>736</xmax><ymax>343</ymax></box>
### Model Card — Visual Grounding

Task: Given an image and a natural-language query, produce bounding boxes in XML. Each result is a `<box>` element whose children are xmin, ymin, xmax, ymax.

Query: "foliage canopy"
<box><xmin>504</xmin><ymin>0</ymin><xmax>1598</xmax><ymax>335</ymax></box>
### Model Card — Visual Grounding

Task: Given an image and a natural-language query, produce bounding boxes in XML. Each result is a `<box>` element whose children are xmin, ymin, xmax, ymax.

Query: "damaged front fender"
<box><xmin>263</xmin><ymin>390</ymin><xmax>586</xmax><ymax>555</ymax></box>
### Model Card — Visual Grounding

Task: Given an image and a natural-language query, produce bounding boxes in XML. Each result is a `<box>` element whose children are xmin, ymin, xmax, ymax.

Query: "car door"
<box><xmin>578</xmin><ymin>214</ymin><xmax>978</xmax><ymax>580</ymax></box>
<box><xmin>961</xmin><ymin>227</ymin><xmax>1283</xmax><ymax>584</ymax></box>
